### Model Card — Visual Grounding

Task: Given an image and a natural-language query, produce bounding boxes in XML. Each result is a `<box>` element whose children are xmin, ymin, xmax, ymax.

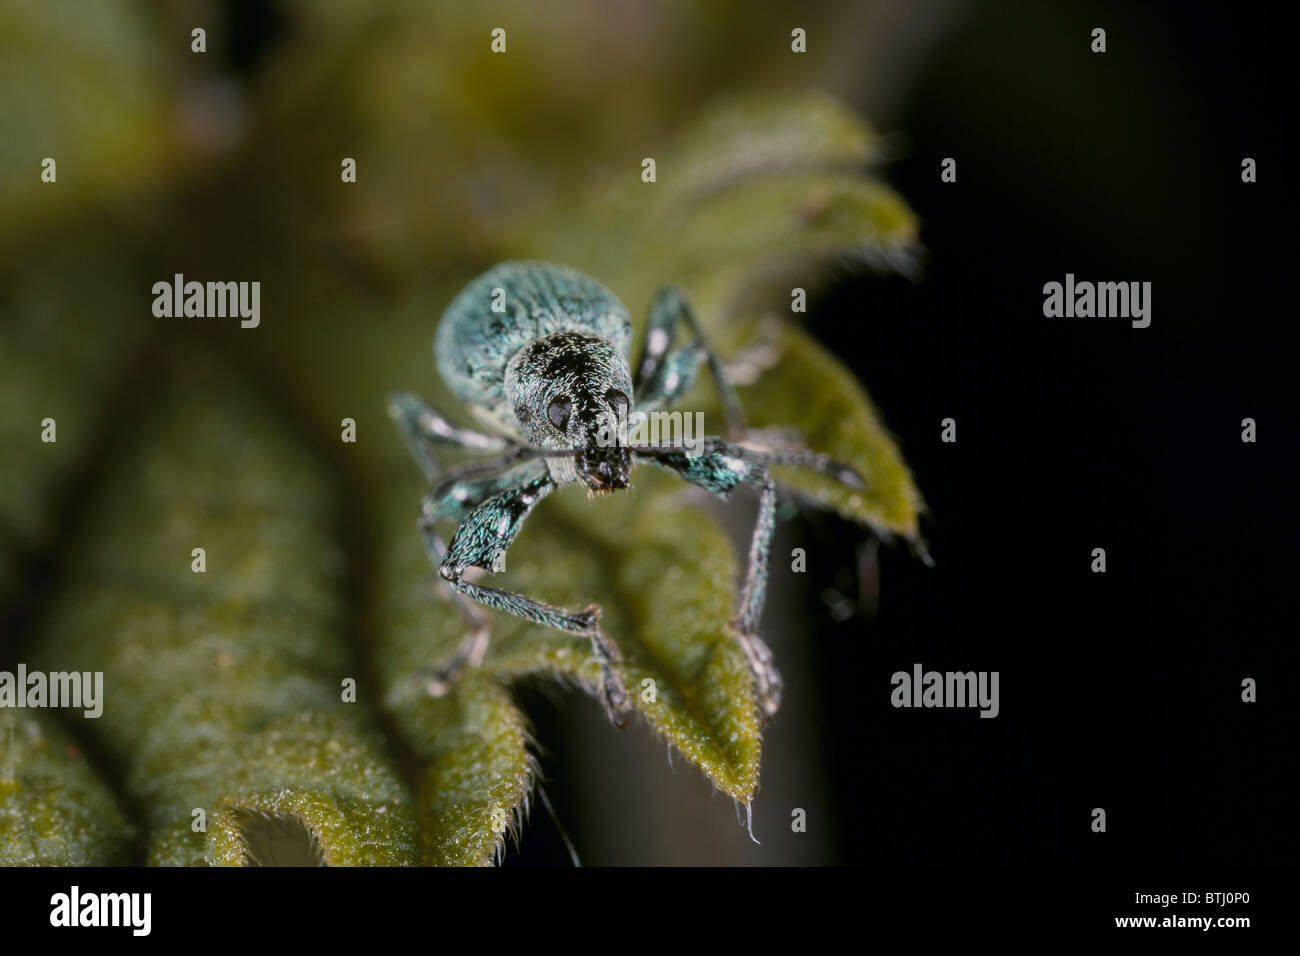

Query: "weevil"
<box><xmin>388</xmin><ymin>261</ymin><xmax>865</xmax><ymax>726</ymax></box>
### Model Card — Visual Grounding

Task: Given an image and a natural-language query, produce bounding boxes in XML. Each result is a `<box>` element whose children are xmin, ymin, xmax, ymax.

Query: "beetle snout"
<box><xmin>578</xmin><ymin>446</ymin><xmax>631</xmax><ymax>492</ymax></box>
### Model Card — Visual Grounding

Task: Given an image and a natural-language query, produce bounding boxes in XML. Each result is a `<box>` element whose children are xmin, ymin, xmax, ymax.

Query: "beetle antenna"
<box><xmin>518</xmin><ymin>447</ymin><xmax>581</xmax><ymax>458</ymax></box>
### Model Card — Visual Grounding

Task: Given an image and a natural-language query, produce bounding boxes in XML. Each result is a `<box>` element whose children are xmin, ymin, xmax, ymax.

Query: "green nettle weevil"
<box><xmin>389</xmin><ymin>261</ymin><xmax>864</xmax><ymax>726</ymax></box>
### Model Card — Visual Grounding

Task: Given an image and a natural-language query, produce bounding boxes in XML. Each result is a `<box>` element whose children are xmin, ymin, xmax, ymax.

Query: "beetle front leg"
<box><xmin>733</xmin><ymin>464</ymin><xmax>784</xmax><ymax>720</ymax></box>
<box><xmin>438</xmin><ymin>477</ymin><xmax>631</xmax><ymax>726</ymax></box>
<box><xmin>635</xmin><ymin>442</ymin><xmax>785</xmax><ymax>720</ymax></box>
<box><xmin>417</xmin><ymin>461</ymin><xmax>563</xmax><ymax>695</ymax></box>
<box><xmin>637</xmin><ymin>435</ymin><xmax>870</xmax><ymax>718</ymax></box>
<box><xmin>438</xmin><ymin>575</ymin><xmax>630</xmax><ymax>727</ymax></box>
<box><xmin>415</xmin><ymin>470</ymin><xmax>534</xmax><ymax>696</ymax></box>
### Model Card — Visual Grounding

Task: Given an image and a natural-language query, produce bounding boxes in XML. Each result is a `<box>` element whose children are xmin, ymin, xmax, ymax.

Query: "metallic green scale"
<box><xmin>435</xmin><ymin>261</ymin><xmax>633</xmax><ymax>431</ymax></box>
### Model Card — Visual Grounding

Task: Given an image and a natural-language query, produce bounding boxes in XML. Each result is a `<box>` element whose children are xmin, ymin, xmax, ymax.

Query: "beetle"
<box><xmin>388</xmin><ymin>261</ymin><xmax>864</xmax><ymax>726</ymax></box>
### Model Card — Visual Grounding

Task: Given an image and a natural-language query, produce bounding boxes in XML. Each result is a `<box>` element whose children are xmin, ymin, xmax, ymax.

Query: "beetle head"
<box><xmin>505</xmin><ymin>330</ymin><xmax>634</xmax><ymax>492</ymax></box>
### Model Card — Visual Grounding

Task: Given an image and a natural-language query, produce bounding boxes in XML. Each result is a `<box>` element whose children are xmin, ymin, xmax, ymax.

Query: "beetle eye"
<box><xmin>605</xmin><ymin>388</ymin><xmax>629</xmax><ymax>420</ymax></box>
<box><xmin>547</xmin><ymin>397</ymin><xmax>572</xmax><ymax>432</ymax></box>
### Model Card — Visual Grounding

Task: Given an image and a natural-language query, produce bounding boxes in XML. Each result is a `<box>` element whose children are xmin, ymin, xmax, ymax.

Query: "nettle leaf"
<box><xmin>0</xmin><ymin>712</ymin><xmax>133</xmax><ymax>865</ymax></box>
<box><xmin>30</xmin><ymin>355</ymin><xmax>418</xmax><ymax>866</ymax></box>
<box><xmin>661</xmin><ymin>91</ymin><xmax>885</xmax><ymax>203</ymax></box>
<box><xmin>491</xmin><ymin>479</ymin><xmax>761</xmax><ymax>799</ymax></box>
<box><xmin>657</xmin><ymin>172</ymin><xmax>918</xmax><ymax>326</ymax></box>
<box><xmin>508</xmin><ymin>93</ymin><xmax>917</xmax><ymax>314</ymax></box>
<box><xmin>373</xmin><ymin>462</ymin><xmax>759</xmax><ymax>863</ymax></box>
<box><xmin>383</xmin><ymin>668</ymin><xmax>535</xmax><ymax>867</ymax></box>
<box><xmin>737</xmin><ymin>324</ymin><xmax>925</xmax><ymax>542</ymax></box>
<box><xmin>373</xmin><ymin>467</ymin><xmax>537</xmax><ymax>867</ymax></box>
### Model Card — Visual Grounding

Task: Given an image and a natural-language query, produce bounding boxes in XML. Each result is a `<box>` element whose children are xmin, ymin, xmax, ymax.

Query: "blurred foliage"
<box><xmin>1</xmin><ymin>0</ymin><xmax>922</xmax><ymax>864</ymax></box>
<box><xmin>0</xmin><ymin>225</ymin><xmax>151</xmax><ymax>580</ymax></box>
<box><xmin>0</xmin><ymin>1</ymin><xmax>182</xmax><ymax>233</ymax></box>
<box><xmin>31</xmin><ymin>357</ymin><xmax>417</xmax><ymax>865</ymax></box>
<box><xmin>0</xmin><ymin>711</ymin><xmax>133</xmax><ymax>865</ymax></box>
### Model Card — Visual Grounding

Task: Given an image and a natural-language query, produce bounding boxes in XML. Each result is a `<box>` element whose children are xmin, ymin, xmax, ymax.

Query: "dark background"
<box><xmin>517</xmin><ymin>0</ymin><xmax>1297</xmax><ymax>866</ymax></box>
<box><xmin>814</xmin><ymin>0</ymin><xmax>1295</xmax><ymax>866</ymax></box>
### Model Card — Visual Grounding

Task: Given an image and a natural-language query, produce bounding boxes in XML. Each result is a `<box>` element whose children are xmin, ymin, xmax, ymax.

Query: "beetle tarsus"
<box><xmin>417</xmin><ymin>622</ymin><xmax>491</xmax><ymax>697</ymax></box>
<box><xmin>735</xmin><ymin>628</ymin><xmax>783</xmax><ymax>722</ymax></box>
<box><xmin>585</xmin><ymin>624</ymin><xmax>630</xmax><ymax>727</ymax></box>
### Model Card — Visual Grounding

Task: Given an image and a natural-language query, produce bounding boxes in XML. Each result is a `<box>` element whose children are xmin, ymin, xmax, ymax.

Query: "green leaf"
<box><xmin>29</xmin><ymin>355</ymin><xmax>418</xmax><ymax>866</ymax></box>
<box><xmin>373</xmin><ymin>460</ymin><xmax>760</xmax><ymax>863</ymax></box>
<box><xmin>492</xmin><ymin>482</ymin><xmax>763</xmax><ymax>799</ymax></box>
<box><xmin>390</xmin><ymin>674</ymin><xmax>537</xmax><ymax>867</ymax></box>
<box><xmin>507</xmin><ymin>93</ymin><xmax>917</xmax><ymax>324</ymax></box>
<box><xmin>372</xmin><ymin>466</ymin><xmax>538</xmax><ymax>866</ymax></box>
<box><xmin>660</xmin><ymin>91</ymin><xmax>886</xmax><ymax>202</ymax></box>
<box><xmin>738</xmin><ymin>323</ymin><xmax>925</xmax><ymax>542</ymax></box>
<box><xmin>0</xmin><ymin>712</ymin><xmax>133</xmax><ymax>865</ymax></box>
<box><xmin>645</xmin><ymin>172</ymin><xmax>919</xmax><ymax>339</ymax></box>
<box><xmin>664</xmin><ymin>171</ymin><xmax>917</xmax><ymax>285</ymax></box>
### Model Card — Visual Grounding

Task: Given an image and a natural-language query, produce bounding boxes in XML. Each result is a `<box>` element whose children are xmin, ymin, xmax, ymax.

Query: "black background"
<box><xmin>811</xmin><ymin>0</ymin><xmax>1296</xmax><ymax>866</ymax></box>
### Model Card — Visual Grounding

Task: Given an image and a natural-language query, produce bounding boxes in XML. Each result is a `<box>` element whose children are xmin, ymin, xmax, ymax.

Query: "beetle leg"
<box><xmin>388</xmin><ymin>390</ymin><xmax>508</xmax><ymax>482</ymax></box>
<box><xmin>733</xmin><ymin>465</ymin><xmax>785</xmax><ymax>721</ymax></box>
<box><xmin>728</xmin><ymin>442</ymin><xmax>867</xmax><ymax>490</ymax></box>
<box><xmin>634</xmin><ymin>441</ymin><xmax>785</xmax><ymax>720</ymax></box>
<box><xmin>634</xmin><ymin>434</ymin><xmax>867</xmax><ymax>719</ymax></box>
<box><xmin>415</xmin><ymin>470</ymin><xmax>526</xmax><ymax>695</ymax></box>
<box><xmin>634</xmin><ymin>286</ymin><xmax>747</xmax><ymax>439</ymax></box>
<box><xmin>434</xmin><ymin>469</ymin><xmax>631</xmax><ymax>726</ymax></box>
